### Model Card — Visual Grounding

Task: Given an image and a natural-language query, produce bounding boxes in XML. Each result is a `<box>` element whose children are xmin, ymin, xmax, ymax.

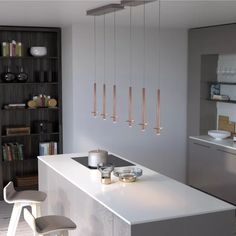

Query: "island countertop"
<box><xmin>38</xmin><ymin>153</ymin><xmax>235</xmax><ymax>225</ymax></box>
<box><xmin>189</xmin><ymin>135</ymin><xmax>236</xmax><ymax>151</ymax></box>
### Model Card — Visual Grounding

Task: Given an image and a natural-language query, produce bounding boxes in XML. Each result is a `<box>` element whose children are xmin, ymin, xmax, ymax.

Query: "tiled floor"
<box><xmin>0</xmin><ymin>201</ymin><xmax>32</xmax><ymax>236</ymax></box>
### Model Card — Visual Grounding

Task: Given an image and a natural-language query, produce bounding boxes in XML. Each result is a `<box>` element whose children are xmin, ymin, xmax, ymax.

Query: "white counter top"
<box><xmin>38</xmin><ymin>153</ymin><xmax>235</xmax><ymax>225</ymax></box>
<box><xmin>190</xmin><ymin>135</ymin><xmax>236</xmax><ymax>151</ymax></box>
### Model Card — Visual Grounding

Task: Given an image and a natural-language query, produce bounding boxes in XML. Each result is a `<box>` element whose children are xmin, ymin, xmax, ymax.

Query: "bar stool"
<box><xmin>24</xmin><ymin>208</ymin><xmax>76</xmax><ymax>236</ymax></box>
<box><xmin>3</xmin><ymin>181</ymin><xmax>47</xmax><ymax>236</ymax></box>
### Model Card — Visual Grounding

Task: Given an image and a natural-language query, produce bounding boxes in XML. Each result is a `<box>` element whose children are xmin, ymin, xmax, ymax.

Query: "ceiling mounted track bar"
<box><xmin>121</xmin><ymin>0</ymin><xmax>156</xmax><ymax>7</ymax></box>
<box><xmin>87</xmin><ymin>4</ymin><xmax>124</xmax><ymax>16</ymax></box>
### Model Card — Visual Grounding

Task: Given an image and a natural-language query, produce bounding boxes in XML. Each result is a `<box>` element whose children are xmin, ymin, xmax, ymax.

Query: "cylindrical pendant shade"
<box><xmin>139</xmin><ymin>88</ymin><xmax>147</xmax><ymax>131</ymax></box>
<box><xmin>101</xmin><ymin>83</ymin><xmax>107</xmax><ymax>120</ymax></box>
<box><xmin>111</xmin><ymin>85</ymin><xmax>117</xmax><ymax>123</ymax></box>
<box><xmin>154</xmin><ymin>88</ymin><xmax>161</xmax><ymax>135</ymax></box>
<box><xmin>126</xmin><ymin>86</ymin><xmax>134</xmax><ymax>127</ymax></box>
<box><xmin>91</xmin><ymin>82</ymin><xmax>97</xmax><ymax>117</ymax></box>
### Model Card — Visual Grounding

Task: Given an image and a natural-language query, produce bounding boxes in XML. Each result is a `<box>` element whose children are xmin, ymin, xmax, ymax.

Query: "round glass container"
<box><xmin>113</xmin><ymin>167</ymin><xmax>143</xmax><ymax>183</ymax></box>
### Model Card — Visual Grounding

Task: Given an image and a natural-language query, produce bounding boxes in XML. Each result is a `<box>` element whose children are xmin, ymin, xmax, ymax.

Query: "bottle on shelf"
<box><xmin>17</xmin><ymin>66</ymin><xmax>28</xmax><ymax>82</ymax></box>
<box><xmin>1</xmin><ymin>66</ymin><xmax>16</xmax><ymax>82</ymax></box>
<box><xmin>2</xmin><ymin>42</ymin><xmax>9</xmax><ymax>57</ymax></box>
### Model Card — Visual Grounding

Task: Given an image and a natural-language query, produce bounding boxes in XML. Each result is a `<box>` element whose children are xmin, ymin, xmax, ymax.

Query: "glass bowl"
<box><xmin>113</xmin><ymin>167</ymin><xmax>143</xmax><ymax>183</ymax></box>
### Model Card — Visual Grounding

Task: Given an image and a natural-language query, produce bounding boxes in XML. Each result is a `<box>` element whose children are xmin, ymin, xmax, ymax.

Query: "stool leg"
<box><xmin>7</xmin><ymin>203</ymin><xmax>22</xmax><ymax>236</ymax></box>
<box><xmin>31</xmin><ymin>203</ymin><xmax>41</xmax><ymax>218</ymax></box>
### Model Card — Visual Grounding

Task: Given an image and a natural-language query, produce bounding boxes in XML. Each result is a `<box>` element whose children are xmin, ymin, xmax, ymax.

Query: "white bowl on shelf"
<box><xmin>208</xmin><ymin>130</ymin><xmax>231</xmax><ymax>140</ymax></box>
<box><xmin>30</xmin><ymin>47</ymin><xmax>47</xmax><ymax>57</ymax></box>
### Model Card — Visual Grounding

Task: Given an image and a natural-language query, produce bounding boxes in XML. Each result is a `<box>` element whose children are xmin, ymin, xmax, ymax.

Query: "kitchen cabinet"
<box><xmin>188</xmin><ymin>24</ymin><xmax>236</xmax><ymax>136</ymax></box>
<box><xmin>188</xmin><ymin>138</ymin><xmax>236</xmax><ymax>205</ymax></box>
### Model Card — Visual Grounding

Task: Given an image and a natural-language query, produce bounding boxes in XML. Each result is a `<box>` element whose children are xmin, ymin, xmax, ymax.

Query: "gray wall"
<box><xmin>62</xmin><ymin>21</ymin><xmax>188</xmax><ymax>182</ymax></box>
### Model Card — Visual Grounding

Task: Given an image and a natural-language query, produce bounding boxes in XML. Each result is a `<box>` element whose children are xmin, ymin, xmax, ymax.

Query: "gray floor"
<box><xmin>0</xmin><ymin>201</ymin><xmax>32</xmax><ymax>236</ymax></box>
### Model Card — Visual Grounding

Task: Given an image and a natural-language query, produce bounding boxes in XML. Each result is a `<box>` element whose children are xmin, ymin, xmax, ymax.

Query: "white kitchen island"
<box><xmin>38</xmin><ymin>153</ymin><xmax>235</xmax><ymax>236</ymax></box>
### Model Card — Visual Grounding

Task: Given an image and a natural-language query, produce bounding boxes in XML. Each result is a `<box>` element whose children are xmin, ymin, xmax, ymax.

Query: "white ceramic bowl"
<box><xmin>30</xmin><ymin>47</ymin><xmax>47</xmax><ymax>57</ymax></box>
<box><xmin>208</xmin><ymin>130</ymin><xmax>231</xmax><ymax>140</ymax></box>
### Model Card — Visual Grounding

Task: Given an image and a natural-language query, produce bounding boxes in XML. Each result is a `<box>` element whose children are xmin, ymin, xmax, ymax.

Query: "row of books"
<box><xmin>2</xmin><ymin>143</ymin><xmax>24</xmax><ymax>161</ymax></box>
<box><xmin>39</xmin><ymin>142</ymin><xmax>57</xmax><ymax>156</ymax></box>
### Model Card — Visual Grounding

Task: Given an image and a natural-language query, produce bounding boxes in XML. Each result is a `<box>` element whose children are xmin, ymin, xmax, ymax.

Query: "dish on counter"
<box><xmin>113</xmin><ymin>167</ymin><xmax>143</xmax><ymax>183</ymax></box>
<box><xmin>208</xmin><ymin>130</ymin><xmax>231</xmax><ymax>140</ymax></box>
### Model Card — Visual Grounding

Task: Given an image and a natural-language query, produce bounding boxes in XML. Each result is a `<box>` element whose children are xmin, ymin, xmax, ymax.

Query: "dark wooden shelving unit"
<box><xmin>0</xmin><ymin>26</ymin><xmax>62</xmax><ymax>199</ymax></box>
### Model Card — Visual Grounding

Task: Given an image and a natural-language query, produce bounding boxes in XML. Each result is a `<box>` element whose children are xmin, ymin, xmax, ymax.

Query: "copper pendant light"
<box><xmin>154</xmin><ymin>0</ymin><xmax>162</xmax><ymax>135</ymax></box>
<box><xmin>111</xmin><ymin>11</ymin><xmax>117</xmax><ymax>123</ymax></box>
<box><xmin>101</xmin><ymin>15</ymin><xmax>107</xmax><ymax>120</ymax></box>
<box><xmin>91</xmin><ymin>16</ymin><xmax>98</xmax><ymax>117</ymax></box>
<box><xmin>126</xmin><ymin>7</ymin><xmax>134</xmax><ymax>127</ymax></box>
<box><xmin>139</xmin><ymin>3</ymin><xmax>147</xmax><ymax>131</ymax></box>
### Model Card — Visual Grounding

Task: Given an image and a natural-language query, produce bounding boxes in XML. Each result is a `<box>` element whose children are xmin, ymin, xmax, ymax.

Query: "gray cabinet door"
<box><xmin>213</xmin><ymin>147</ymin><xmax>236</xmax><ymax>204</ymax></box>
<box><xmin>188</xmin><ymin>139</ymin><xmax>236</xmax><ymax>205</ymax></box>
<box><xmin>188</xmin><ymin>140</ymin><xmax>213</xmax><ymax>191</ymax></box>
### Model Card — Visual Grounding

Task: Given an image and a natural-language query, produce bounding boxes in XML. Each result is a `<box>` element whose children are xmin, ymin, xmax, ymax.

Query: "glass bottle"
<box><xmin>1</xmin><ymin>66</ymin><xmax>16</xmax><ymax>82</ymax></box>
<box><xmin>17</xmin><ymin>66</ymin><xmax>28</xmax><ymax>82</ymax></box>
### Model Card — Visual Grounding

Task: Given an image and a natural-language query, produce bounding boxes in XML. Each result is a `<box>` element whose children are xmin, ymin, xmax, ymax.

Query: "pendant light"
<box><xmin>110</xmin><ymin>11</ymin><xmax>117</xmax><ymax>123</ymax></box>
<box><xmin>139</xmin><ymin>3</ymin><xmax>147</xmax><ymax>131</ymax></box>
<box><xmin>126</xmin><ymin>6</ymin><xmax>134</xmax><ymax>127</ymax></box>
<box><xmin>101</xmin><ymin>14</ymin><xmax>107</xmax><ymax>120</ymax></box>
<box><xmin>154</xmin><ymin>0</ymin><xmax>162</xmax><ymax>135</ymax></box>
<box><xmin>92</xmin><ymin>16</ymin><xmax>98</xmax><ymax>117</ymax></box>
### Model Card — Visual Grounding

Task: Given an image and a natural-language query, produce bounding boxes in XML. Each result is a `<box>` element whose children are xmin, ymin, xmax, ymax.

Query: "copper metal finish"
<box><xmin>111</xmin><ymin>85</ymin><xmax>117</xmax><ymax>123</ymax></box>
<box><xmin>139</xmin><ymin>88</ymin><xmax>147</xmax><ymax>131</ymax></box>
<box><xmin>154</xmin><ymin>88</ymin><xmax>161</xmax><ymax>134</ymax></box>
<box><xmin>91</xmin><ymin>82</ymin><xmax>97</xmax><ymax>117</ymax></box>
<box><xmin>101</xmin><ymin>83</ymin><xmax>107</xmax><ymax>120</ymax></box>
<box><xmin>126</xmin><ymin>86</ymin><xmax>134</xmax><ymax>127</ymax></box>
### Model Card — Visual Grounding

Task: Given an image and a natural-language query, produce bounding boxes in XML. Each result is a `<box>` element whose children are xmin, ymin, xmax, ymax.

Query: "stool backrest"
<box><xmin>3</xmin><ymin>181</ymin><xmax>16</xmax><ymax>203</ymax></box>
<box><xmin>24</xmin><ymin>208</ymin><xmax>37</xmax><ymax>233</ymax></box>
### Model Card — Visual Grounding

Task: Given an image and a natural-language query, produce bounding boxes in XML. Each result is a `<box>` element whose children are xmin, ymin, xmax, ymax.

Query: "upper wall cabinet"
<box><xmin>188</xmin><ymin>24</ymin><xmax>236</xmax><ymax>136</ymax></box>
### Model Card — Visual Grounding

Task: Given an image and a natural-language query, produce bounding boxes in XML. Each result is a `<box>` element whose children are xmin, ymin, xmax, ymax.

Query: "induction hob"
<box><xmin>72</xmin><ymin>154</ymin><xmax>135</xmax><ymax>169</ymax></box>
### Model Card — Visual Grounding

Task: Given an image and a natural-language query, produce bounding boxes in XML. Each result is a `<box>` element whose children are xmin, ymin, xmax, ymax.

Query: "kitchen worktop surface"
<box><xmin>38</xmin><ymin>153</ymin><xmax>235</xmax><ymax>225</ymax></box>
<box><xmin>190</xmin><ymin>135</ymin><xmax>236</xmax><ymax>150</ymax></box>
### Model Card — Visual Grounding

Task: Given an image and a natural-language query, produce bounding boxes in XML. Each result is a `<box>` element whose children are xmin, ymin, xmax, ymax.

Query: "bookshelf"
<box><xmin>0</xmin><ymin>26</ymin><xmax>62</xmax><ymax>199</ymax></box>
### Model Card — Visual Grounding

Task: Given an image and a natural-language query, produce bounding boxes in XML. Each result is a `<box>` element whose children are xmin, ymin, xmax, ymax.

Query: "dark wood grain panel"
<box><xmin>0</xmin><ymin>26</ymin><xmax>62</xmax><ymax>199</ymax></box>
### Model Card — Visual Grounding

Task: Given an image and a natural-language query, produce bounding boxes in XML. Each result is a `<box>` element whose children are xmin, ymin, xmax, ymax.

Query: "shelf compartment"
<box><xmin>2</xmin><ymin>158</ymin><xmax>37</xmax><ymax>165</ymax></box>
<box><xmin>2</xmin><ymin>132</ymin><xmax>59</xmax><ymax>138</ymax></box>
<box><xmin>0</xmin><ymin>82</ymin><xmax>58</xmax><ymax>85</ymax></box>
<box><xmin>208</xmin><ymin>81</ymin><xmax>236</xmax><ymax>85</ymax></box>
<box><xmin>2</xmin><ymin>107</ymin><xmax>60</xmax><ymax>112</ymax></box>
<box><xmin>0</xmin><ymin>56</ymin><xmax>59</xmax><ymax>60</ymax></box>
<box><xmin>207</xmin><ymin>98</ymin><xmax>236</xmax><ymax>104</ymax></box>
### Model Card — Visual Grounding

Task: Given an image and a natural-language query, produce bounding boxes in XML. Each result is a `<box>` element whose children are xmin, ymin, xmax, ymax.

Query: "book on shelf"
<box><xmin>2</xmin><ymin>143</ymin><xmax>24</xmax><ymax>161</ymax></box>
<box><xmin>39</xmin><ymin>142</ymin><xmax>57</xmax><ymax>156</ymax></box>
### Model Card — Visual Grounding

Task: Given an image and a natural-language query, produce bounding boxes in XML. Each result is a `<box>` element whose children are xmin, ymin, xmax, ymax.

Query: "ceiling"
<box><xmin>0</xmin><ymin>1</ymin><xmax>236</xmax><ymax>29</ymax></box>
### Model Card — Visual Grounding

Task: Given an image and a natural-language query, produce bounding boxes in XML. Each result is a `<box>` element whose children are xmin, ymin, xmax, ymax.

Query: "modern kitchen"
<box><xmin>0</xmin><ymin>1</ymin><xmax>236</xmax><ymax>236</ymax></box>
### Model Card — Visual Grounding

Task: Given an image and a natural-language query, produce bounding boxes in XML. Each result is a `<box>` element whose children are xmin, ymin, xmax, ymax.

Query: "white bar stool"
<box><xmin>24</xmin><ymin>208</ymin><xmax>76</xmax><ymax>236</ymax></box>
<box><xmin>3</xmin><ymin>181</ymin><xmax>47</xmax><ymax>236</ymax></box>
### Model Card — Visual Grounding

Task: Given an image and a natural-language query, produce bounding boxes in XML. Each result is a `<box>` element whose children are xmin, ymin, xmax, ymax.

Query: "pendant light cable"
<box><xmin>101</xmin><ymin>14</ymin><xmax>107</xmax><ymax>120</ymax></box>
<box><xmin>154</xmin><ymin>0</ymin><xmax>162</xmax><ymax>135</ymax></box>
<box><xmin>139</xmin><ymin>2</ymin><xmax>147</xmax><ymax>131</ymax></box>
<box><xmin>126</xmin><ymin>6</ymin><xmax>134</xmax><ymax>127</ymax></box>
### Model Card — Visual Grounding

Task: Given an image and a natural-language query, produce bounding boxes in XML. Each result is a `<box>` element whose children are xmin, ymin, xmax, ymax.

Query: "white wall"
<box><xmin>62</xmin><ymin>20</ymin><xmax>188</xmax><ymax>182</ymax></box>
<box><xmin>217</xmin><ymin>54</ymin><xmax>236</xmax><ymax>124</ymax></box>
